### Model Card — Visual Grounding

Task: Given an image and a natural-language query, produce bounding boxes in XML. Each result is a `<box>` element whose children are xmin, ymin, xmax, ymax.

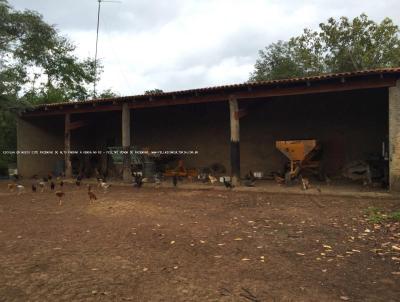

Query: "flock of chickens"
<box><xmin>6</xmin><ymin>170</ymin><xmax>245</xmax><ymax>206</ymax></box>
<box><xmin>7</xmin><ymin>174</ymin><xmax>116</xmax><ymax>206</ymax></box>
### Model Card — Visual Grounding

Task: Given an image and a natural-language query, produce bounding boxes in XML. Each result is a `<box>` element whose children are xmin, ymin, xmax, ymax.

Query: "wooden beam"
<box><xmin>68</xmin><ymin>120</ymin><xmax>89</xmax><ymax>131</ymax></box>
<box><xmin>229</xmin><ymin>96</ymin><xmax>240</xmax><ymax>186</ymax></box>
<box><xmin>122</xmin><ymin>103</ymin><xmax>131</xmax><ymax>182</ymax></box>
<box><xmin>23</xmin><ymin>104</ymin><xmax>122</xmax><ymax>117</ymax></box>
<box><xmin>65</xmin><ymin>113</ymin><xmax>72</xmax><ymax>178</ymax></box>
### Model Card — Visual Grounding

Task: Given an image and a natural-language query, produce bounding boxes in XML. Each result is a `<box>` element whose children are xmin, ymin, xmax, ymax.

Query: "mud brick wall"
<box><xmin>389</xmin><ymin>80</ymin><xmax>400</xmax><ymax>191</ymax></box>
<box><xmin>17</xmin><ymin>116</ymin><xmax>64</xmax><ymax>177</ymax></box>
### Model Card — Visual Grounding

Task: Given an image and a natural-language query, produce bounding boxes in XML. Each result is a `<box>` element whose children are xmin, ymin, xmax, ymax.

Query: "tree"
<box><xmin>144</xmin><ymin>89</ymin><xmax>164</xmax><ymax>95</ymax></box>
<box><xmin>250</xmin><ymin>14</ymin><xmax>400</xmax><ymax>81</ymax></box>
<box><xmin>0</xmin><ymin>0</ymin><xmax>115</xmax><ymax>173</ymax></box>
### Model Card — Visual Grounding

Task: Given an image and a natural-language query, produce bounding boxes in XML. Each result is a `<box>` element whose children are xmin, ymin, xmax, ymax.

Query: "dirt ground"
<box><xmin>0</xmin><ymin>181</ymin><xmax>399</xmax><ymax>302</ymax></box>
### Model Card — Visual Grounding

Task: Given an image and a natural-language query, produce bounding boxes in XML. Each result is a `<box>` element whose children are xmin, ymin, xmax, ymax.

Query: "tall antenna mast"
<box><xmin>93</xmin><ymin>0</ymin><xmax>121</xmax><ymax>98</ymax></box>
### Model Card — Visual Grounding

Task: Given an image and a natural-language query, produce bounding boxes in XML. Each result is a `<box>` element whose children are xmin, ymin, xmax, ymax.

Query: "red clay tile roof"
<box><xmin>33</xmin><ymin>67</ymin><xmax>400</xmax><ymax>109</ymax></box>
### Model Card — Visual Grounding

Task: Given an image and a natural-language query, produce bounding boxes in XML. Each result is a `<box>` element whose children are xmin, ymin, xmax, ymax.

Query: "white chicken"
<box><xmin>208</xmin><ymin>175</ymin><xmax>218</xmax><ymax>184</ymax></box>
<box><xmin>16</xmin><ymin>185</ymin><xmax>25</xmax><ymax>195</ymax></box>
<box><xmin>100</xmin><ymin>181</ymin><xmax>110</xmax><ymax>192</ymax></box>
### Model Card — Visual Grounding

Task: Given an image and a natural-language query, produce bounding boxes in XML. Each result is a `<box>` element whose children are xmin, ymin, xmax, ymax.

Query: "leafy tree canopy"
<box><xmin>250</xmin><ymin>14</ymin><xmax>400</xmax><ymax>81</ymax></box>
<box><xmin>0</xmin><ymin>0</ymin><xmax>116</xmax><ymax>171</ymax></box>
<box><xmin>144</xmin><ymin>89</ymin><xmax>164</xmax><ymax>95</ymax></box>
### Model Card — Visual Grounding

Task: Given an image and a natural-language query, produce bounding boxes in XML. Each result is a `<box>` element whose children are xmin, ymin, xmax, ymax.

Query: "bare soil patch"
<box><xmin>0</xmin><ymin>182</ymin><xmax>399</xmax><ymax>301</ymax></box>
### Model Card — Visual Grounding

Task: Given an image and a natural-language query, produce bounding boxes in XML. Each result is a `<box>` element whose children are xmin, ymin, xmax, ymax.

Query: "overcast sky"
<box><xmin>8</xmin><ymin>0</ymin><xmax>400</xmax><ymax>96</ymax></box>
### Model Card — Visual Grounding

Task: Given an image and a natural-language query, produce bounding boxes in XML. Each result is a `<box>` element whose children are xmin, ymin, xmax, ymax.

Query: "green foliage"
<box><xmin>388</xmin><ymin>211</ymin><xmax>400</xmax><ymax>222</ymax></box>
<box><xmin>98</xmin><ymin>88</ymin><xmax>119</xmax><ymax>99</ymax></box>
<box><xmin>250</xmin><ymin>14</ymin><xmax>400</xmax><ymax>81</ymax></box>
<box><xmin>144</xmin><ymin>89</ymin><xmax>164</xmax><ymax>95</ymax></box>
<box><xmin>0</xmin><ymin>0</ymin><xmax>117</xmax><ymax>171</ymax></box>
<box><xmin>365</xmin><ymin>207</ymin><xmax>400</xmax><ymax>223</ymax></box>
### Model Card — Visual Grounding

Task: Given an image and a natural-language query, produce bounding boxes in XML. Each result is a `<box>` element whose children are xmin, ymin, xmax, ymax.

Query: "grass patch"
<box><xmin>365</xmin><ymin>207</ymin><xmax>400</xmax><ymax>223</ymax></box>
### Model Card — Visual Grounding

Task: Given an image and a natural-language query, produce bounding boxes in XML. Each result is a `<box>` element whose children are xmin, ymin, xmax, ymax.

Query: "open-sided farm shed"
<box><xmin>17</xmin><ymin>68</ymin><xmax>400</xmax><ymax>191</ymax></box>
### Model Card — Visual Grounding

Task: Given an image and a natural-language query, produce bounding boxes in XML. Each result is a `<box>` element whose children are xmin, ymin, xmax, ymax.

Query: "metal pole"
<box><xmin>94</xmin><ymin>0</ymin><xmax>101</xmax><ymax>98</ymax></box>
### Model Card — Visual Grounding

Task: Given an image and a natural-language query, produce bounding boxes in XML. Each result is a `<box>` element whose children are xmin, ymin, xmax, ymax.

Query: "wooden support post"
<box><xmin>229</xmin><ymin>96</ymin><xmax>240</xmax><ymax>186</ymax></box>
<box><xmin>122</xmin><ymin>103</ymin><xmax>132</xmax><ymax>182</ymax></box>
<box><xmin>64</xmin><ymin>113</ymin><xmax>72</xmax><ymax>178</ymax></box>
<box><xmin>389</xmin><ymin>80</ymin><xmax>400</xmax><ymax>191</ymax></box>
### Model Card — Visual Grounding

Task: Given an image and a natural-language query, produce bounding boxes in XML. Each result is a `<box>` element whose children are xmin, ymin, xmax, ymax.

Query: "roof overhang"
<box><xmin>21</xmin><ymin>68</ymin><xmax>400</xmax><ymax>117</ymax></box>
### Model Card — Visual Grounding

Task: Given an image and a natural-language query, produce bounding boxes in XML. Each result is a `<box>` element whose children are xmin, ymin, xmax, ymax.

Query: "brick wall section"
<box><xmin>389</xmin><ymin>80</ymin><xmax>400</xmax><ymax>191</ymax></box>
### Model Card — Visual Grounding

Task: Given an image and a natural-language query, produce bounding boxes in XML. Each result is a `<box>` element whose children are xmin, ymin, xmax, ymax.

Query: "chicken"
<box><xmin>76</xmin><ymin>175</ymin><xmax>82</xmax><ymax>187</ymax></box>
<box><xmin>208</xmin><ymin>175</ymin><xmax>218</xmax><ymax>184</ymax></box>
<box><xmin>32</xmin><ymin>184</ymin><xmax>37</xmax><ymax>193</ymax></box>
<box><xmin>133</xmin><ymin>174</ymin><xmax>143</xmax><ymax>188</ymax></box>
<box><xmin>16</xmin><ymin>185</ymin><xmax>25</xmax><ymax>195</ymax></box>
<box><xmin>244</xmin><ymin>170</ymin><xmax>256</xmax><ymax>187</ymax></box>
<box><xmin>274</xmin><ymin>175</ymin><xmax>285</xmax><ymax>184</ymax></box>
<box><xmin>300</xmin><ymin>176</ymin><xmax>310</xmax><ymax>190</ymax></box>
<box><xmin>38</xmin><ymin>181</ymin><xmax>46</xmax><ymax>192</ymax></box>
<box><xmin>60</xmin><ymin>181</ymin><xmax>64</xmax><ymax>188</ymax></box>
<box><xmin>55</xmin><ymin>191</ymin><xmax>65</xmax><ymax>206</ymax></box>
<box><xmin>223</xmin><ymin>177</ymin><xmax>234</xmax><ymax>189</ymax></box>
<box><xmin>50</xmin><ymin>181</ymin><xmax>55</xmax><ymax>191</ymax></box>
<box><xmin>172</xmin><ymin>175</ymin><xmax>178</xmax><ymax>187</ymax></box>
<box><xmin>87</xmin><ymin>185</ymin><xmax>97</xmax><ymax>204</ymax></box>
<box><xmin>100</xmin><ymin>181</ymin><xmax>110</xmax><ymax>192</ymax></box>
<box><xmin>7</xmin><ymin>183</ymin><xmax>16</xmax><ymax>192</ymax></box>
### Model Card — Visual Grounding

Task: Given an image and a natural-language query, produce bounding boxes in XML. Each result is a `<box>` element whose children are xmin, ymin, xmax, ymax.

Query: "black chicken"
<box><xmin>133</xmin><ymin>174</ymin><xmax>143</xmax><ymax>188</ymax></box>
<box><xmin>32</xmin><ymin>184</ymin><xmax>37</xmax><ymax>192</ymax></box>
<box><xmin>76</xmin><ymin>175</ymin><xmax>82</xmax><ymax>187</ymax></box>
<box><xmin>50</xmin><ymin>181</ymin><xmax>55</xmax><ymax>190</ymax></box>
<box><xmin>223</xmin><ymin>177</ymin><xmax>234</xmax><ymax>189</ymax></box>
<box><xmin>172</xmin><ymin>175</ymin><xmax>178</xmax><ymax>187</ymax></box>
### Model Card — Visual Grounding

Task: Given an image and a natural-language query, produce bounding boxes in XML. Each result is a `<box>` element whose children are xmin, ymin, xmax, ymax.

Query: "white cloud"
<box><xmin>8</xmin><ymin>0</ymin><xmax>400</xmax><ymax>95</ymax></box>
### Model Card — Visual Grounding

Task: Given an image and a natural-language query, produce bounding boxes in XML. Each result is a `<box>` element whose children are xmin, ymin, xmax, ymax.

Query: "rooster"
<box><xmin>87</xmin><ymin>185</ymin><xmax>97</xmax><ymax>204</ymax></box>
<box><xmin>55</xmin><ymin>191</ymin><xmax>65</xmax><ymax>206</ymax></box>
<box><xmin>223</xmin><ymin>177</ymin><xmax>234</xmax><ymax>189</ymax></box>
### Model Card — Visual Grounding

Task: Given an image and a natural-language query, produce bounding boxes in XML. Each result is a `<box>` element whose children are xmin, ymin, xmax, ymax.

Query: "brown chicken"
<box><xmin>7</xmin><ymin>183</ymin><xmax>16</xmax><ymax>192</ymax></box>
<box><xmin>88</xmin><ymin>185</ymin><xmax>97</xmax><ymax>204</ymax></box>
<box><xmin>55</xmin><ymin>191</ymin><xmax>65</xmax><ymax>206</ymax></box>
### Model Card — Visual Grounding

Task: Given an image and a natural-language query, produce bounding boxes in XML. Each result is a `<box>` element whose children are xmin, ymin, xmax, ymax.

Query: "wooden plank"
<box><xmin>68</xmin><ymin>120</ymin><xmax>89</xmax><ymax>131</ymax></box>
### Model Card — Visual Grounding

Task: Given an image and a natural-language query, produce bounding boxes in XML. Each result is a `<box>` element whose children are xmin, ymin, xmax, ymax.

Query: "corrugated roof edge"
<box><xmin>33</xmin><ymin>67</ymin><xmax>400</xmax><ymax>108</ymax></box>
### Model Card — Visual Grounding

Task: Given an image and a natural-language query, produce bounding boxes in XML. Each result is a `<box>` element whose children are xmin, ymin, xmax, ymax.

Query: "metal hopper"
<box><xmin>275</xmin><ymin>140</ymin><xmax>320</xmax><ymax>183</ymax></box>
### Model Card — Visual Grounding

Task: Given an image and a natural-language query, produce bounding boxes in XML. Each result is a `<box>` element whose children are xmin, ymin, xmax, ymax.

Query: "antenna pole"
<box><xmin>94</xmin><ymin>0</ymin><xmax>101</xmax><ymax>98</ymax></box>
